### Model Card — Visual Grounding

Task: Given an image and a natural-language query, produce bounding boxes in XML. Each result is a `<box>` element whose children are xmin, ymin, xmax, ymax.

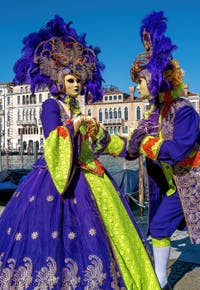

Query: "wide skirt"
<box><xmin>0</xmin><ymin>158</ymin><xmax>160</xmax><ymax>289</ymax></box>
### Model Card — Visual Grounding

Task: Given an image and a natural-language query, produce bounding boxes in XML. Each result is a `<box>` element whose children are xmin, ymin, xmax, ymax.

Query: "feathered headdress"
<box><xmin>13</xmin><ymin>15</ymin><xmax>105</xmax><ymax>102</ymax></box>
<box><xmin>131</xmin><ymin>11</ymin><xmax>182</xmax><ymax>97</ymax></box>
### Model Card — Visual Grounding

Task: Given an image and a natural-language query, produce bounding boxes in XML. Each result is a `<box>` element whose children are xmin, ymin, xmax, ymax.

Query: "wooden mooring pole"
<box><xmin>138</xmin><ymin>155</ymin><xmax>144</xmax><ymax>216</ymax></box>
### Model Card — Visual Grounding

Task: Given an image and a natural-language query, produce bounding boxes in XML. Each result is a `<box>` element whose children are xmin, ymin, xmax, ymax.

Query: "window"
<box><xmin>23</xmin><ymin>95</ymin><xmax>25</xmax><ymax>105</ymax></box>
<box><xmin>39</xmin><ymin>93</ymin><xmax>42</xmax><ymax>103</ymax></box>
<box><xmin>114</xmin><ymin>108</ymin><xmax>117</xmax><ymax>119</ymax></box>
<box><xmin>114</xmin><ymin>95</ymin><xmax>117</xmax><ymax>100</ymax></box>
<box><xmin>17</xmin><ymin>95</ymin><xmax>20</xmax><ymax>105</ymax></box>
<box><xmin>99</xmin><ymin>109</ymin><xmax>102</xmax><ymax>122</ymax></box>
<box><xmin>136</xmin><ymin>106</ymin><xmax>141</xmax><ymax>120</ymax></box>
<box><xmin>124</xmin><ymin>107</ymin><xmax>128</xmax><ymax>120</ymax></box>
<box><xmin>105</xmin><ymin>108</ymin><xmax>108</xmax><ymax>119</ymax></box>
<box><xmin>118</xmin><ymin>95</ymin><xmax>122</xmax><ymax>100</ymax></box>
<box><xmin>124</xmin><ymin>126</ymin><xmax>128</xmax><ymax>134</ymax></box>
<box><xmin>26</xmin><ymin>95</ymin><xmax>29</xmax><ymax>105</ymax></box>
<box><xmin>88</xmin><ymin>109</ymin><xmax>91</xmax><ymax>116</ymax></box>
<box><xmin>109</xmin><ymin>95</ymin><xmax>112</xmax><ymax>101</ymax></box>
<box><xmin>18</xmin><ymin>110</ymin><xmax>21</xmax><ymax>121</ymax></box>
<box><xmin>118</xmin><ymin>108</ymin><xmax>121</xmax><ymax>119</ymax></box>
<box><xmin>109</xmin><ymin>108</ymin><xmax>113</xmax><ymax>119</ymax></box>
<box><xmin>104</xmin><ymin>96</ymin><xmax>108</xmax><ymax>101</ymax></box>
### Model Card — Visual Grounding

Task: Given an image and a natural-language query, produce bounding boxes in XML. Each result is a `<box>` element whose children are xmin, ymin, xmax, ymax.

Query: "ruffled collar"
<box><xmin>59</xmin><ymin>94</ymin><xmax>81</xmax><ymax>115</ymax></box>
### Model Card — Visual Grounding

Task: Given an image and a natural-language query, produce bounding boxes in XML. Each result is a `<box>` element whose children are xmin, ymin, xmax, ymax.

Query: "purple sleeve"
<box><xmin>157</xmin><ymin>106</ymin><xmax>199</xmax><ymax>164</ymax></box>
<box><xmin>41</xmin><ymin>99</ymin><xmax>62</xmax><ymax>138</ymax></box>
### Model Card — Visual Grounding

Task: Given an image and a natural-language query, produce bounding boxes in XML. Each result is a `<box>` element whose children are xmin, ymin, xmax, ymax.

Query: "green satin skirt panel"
<box><xmin>84</xmin><ymin>172</ymin><xmax>160</xmax><ymax>290</ymax></box>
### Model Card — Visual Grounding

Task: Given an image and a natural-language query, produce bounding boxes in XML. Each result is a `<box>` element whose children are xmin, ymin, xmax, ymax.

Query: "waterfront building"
<box><xmin>0</xmin><ymin>82</ymin><xmax>199</xmax><ymax>153</ymax></box>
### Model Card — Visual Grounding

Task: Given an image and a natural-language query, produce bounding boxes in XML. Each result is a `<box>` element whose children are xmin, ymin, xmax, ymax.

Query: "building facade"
<box><xmin>0</xmin><ymin>83</ymin><xmax>200</xmax><ymax>153</ymax></box>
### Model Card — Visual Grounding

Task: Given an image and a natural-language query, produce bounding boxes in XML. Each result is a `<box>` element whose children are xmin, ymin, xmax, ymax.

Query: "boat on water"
<box><xmin>0</xmin><ymin>169</ymin><xmax>31</xmax><ymax>205</ymax></box>
<box><xmin>0</xmin><ymin>167</ymin><xmax>147</xmax><ymax>210</ymax></box>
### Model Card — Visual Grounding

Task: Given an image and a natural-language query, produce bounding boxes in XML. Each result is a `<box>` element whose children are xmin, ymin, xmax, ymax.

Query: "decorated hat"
<box><xmin>13</xmin><ymin>15</ymin><xmax>105</xmax><ymax>102</ymax></box>
<box><xmin>131</xmin><ymin>11</ymin><xmax>183</xmax><ymax>97</ymax></box>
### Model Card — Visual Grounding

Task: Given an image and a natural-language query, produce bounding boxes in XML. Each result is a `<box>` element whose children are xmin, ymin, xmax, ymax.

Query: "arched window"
<box><xmin>124</xmin><ymin>125</ymin><xmax>128</xmax><ymax>134</ymax></box>
<box><xmin>88</xmin><ymin>109</ymin><xmax>91</xmax><ymax>116</ymax></box>
<box><xmin>17</xmin><ymin>96</ymin><xmax>20</xmax><ymax>105</ymax></box>
<box><xmin>124</xmin><ymin>107</ymin><xmax>128</xmax><ymax>120</ymax></box>
<box><xmin>39</xmin><ymin>93</ymin><xmax>42</xmax><ymax>103</ymax></box>
<box><xmin>114</xmin><ymin>108</ymin><xmax>117</xmax><ymax>119</ymax></box>
<box><xmin>105</xmin><ymin>108</ymin><xmax>108</xmax><ymax>119</ymax></box>
<box><xmin>136</xmin><ymin>106</ymin><xmax>141</xmax><ymax>120</ymax></box>
<box><xmin>109</xmin><ymin>108</ymin><xmax>113</xmax><ymax>119</ymax></box>
<box><xmin>118</xmin><ymin>108</ymin><xmax>121</xmax><ymax>119</ymax></box>
<box><xmin>26</xmin><ymin>95</ymin><xmax>29</xmax><ymax>105</ymax></box>
<box><xmin>99</xmin><ymin>108</ymin><xmax>102</xmax><ymax>122</ymax></box>
<box><xmin>17</xmin><ymin>110</ymin><xmax>21</xmax><ymax>121</ymax></box>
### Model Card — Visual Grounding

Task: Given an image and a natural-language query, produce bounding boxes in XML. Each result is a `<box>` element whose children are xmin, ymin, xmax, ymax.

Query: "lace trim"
<box><xmin>0</xmin><ymin>253</ymin><xmax>120</xmax><ymax>289</ymax></box>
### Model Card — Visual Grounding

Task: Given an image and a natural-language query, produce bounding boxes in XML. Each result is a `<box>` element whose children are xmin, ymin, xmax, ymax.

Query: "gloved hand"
<box><xmin>127</xmin><ymin>129</ymin><xmax>146</xmax><ymax>160</ymax></box>
<box><xmin>73</xmin><ymin>115</ymin><xmax>97</xmax><ymax>136</ymax></box>
<box><xmin>138</xmin><ymin>108</ymin><xmax>159</xmax><ymax>136</ymax></box>
<box><xmin>86</xmin><ymin>118</ymin><xmax>100</xmax><ymax>141</ymax></box>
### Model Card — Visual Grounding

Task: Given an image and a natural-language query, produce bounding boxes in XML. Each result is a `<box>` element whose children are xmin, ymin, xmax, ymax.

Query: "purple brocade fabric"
<box><xmin>127</xmin><ymin>129</ymin><xmax>146</xmax><ymax>160</ymax></box>
<box><xmin>0</xmin><ymin>157</ymin><xmax>125</xmax><ymax>289</ymax></box>
<box><xmin>138</xmin><ymin>107</ymin><xmax>160</xmax><ymax>136</ymax></box>
<box><xmin>91</xmin><ymin>129</ymin><xmax>110</xmax><ymax>158</ymax></box>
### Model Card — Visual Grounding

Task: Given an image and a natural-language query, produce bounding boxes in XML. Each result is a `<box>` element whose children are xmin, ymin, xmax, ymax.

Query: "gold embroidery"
<box><xmin>51</xmin><ymin>232</ymin><xmax>58</xmax><ymax>239</ymax></box>
<box><xmin>29</xmin><ymin>196</ymin><xmax>35</xmax><ymax>202</ymax></box>
<box><xmin>31</xmin><ymin>232</ymin><xmax>39</xmax><ymax>240</ymax></box>
<box><xmin>11</xmin><ymin>257</ymin><xmax>33</xmax><ymax>289</ymax></box>
<box><xmin>47</xmin><ymin>195</ymin><xmax>54</xmax><ymax>202</ymax></box>
<box><xmin>68</xmin><ymin>232</ymin><xmax>76</xmax><ymax>240</ymax></box>
<box><xmin>61</xmin><ymin>258</ymin><xmax>81</xmax><ymax>289</ymax></box>
<box><xmin>89</xmin><ymin>228</ymin><xmax>96</xmax><ymax>236</ymax></box>
<box><xmin>84</xmin><ymin>255</ymin><xmax>106</xmax><ymax>289</ymax></box>
<box><xmin>110</xmin><ymin>258</ymin><xmax>121</xmax><ymax>290</ymax></box>
<box><xmin>0</xmin><ymin>256</ymin><xmax>33</xmax><ymax>289</ymax></box>
<box><xmin>15</xmin><ymin>233</ymin><xmax>22</xmax><ymax>241</ymax></box>
<box><xmin>7</xmin><ymin>228</ymin><xmax>12</xmax><ymax>235</ymax></box>
<box><xmin>34</xmin><ymin>257</ymin><xmax>58</xmax><ymax>289</ymax></box>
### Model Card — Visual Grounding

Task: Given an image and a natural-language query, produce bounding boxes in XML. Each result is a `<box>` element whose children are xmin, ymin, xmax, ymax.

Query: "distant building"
<box><xmin>0</xmin><ymin>82</ymin><xmax>199</xmax><ymax>153</ymax></box>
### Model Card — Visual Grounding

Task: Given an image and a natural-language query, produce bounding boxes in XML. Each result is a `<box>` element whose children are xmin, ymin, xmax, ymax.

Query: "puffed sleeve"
<box><xmin>140</xmin><ymin>105</ymin><xmax>199</xmax><ymax>164</ymax></box>
<box><xmin>41</xmin><ymin>98</ymin><xmax>74</xmax><ymax>194</ymax></box>
<box><xmin>91</xmin><ymin>127</ymin><xmax>127</xmax><ymax>158</ymax></box>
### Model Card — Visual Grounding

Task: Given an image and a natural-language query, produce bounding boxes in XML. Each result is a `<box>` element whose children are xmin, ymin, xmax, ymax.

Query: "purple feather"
<box><xmin>140</xmin><ymin>11</ymin><xmax>177</xmax><ymax>97</ymax></box>
<box><xmin>13</xmin><ymin>15</ymin><xmax>104</xmax><ymax>102</ymax></box>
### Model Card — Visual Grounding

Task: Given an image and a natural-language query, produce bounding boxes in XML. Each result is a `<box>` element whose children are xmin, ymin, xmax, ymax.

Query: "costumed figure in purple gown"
<box><xmin>126</xmin><ymin>11</ymin><xmax>200</xmax><ymax>290</ymax></box>
<box><xmin>0</xmin><ymin>15</ymin><xmax>160</xmax><ymax>289</ymax></box>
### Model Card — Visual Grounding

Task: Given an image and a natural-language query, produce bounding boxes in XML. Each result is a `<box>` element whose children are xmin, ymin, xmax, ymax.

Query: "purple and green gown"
<box><xmin>0</xmin><ymin>97</ymin><xmax>160</xmax><ymax>289</ymax></box>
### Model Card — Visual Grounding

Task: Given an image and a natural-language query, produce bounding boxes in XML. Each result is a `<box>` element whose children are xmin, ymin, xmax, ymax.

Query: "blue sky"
<box><xmin>1</xmin><ymin>0</ymin><xmax>200</xmax><ymax>94</ymax></box>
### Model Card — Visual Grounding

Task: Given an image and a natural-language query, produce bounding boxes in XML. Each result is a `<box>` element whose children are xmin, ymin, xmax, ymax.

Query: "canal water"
<box><xmin>0</xmin><ymin>154</ymin><xmax>139</xmax><ymax>172</ymax></box>
<box><xmin>0</xmin><ymin>154</ymin><xmax>148</xmax><ymax>230</ymax></box>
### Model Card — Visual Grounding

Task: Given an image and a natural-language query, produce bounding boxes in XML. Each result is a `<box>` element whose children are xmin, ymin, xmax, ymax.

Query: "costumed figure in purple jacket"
<box><xmin>126</xmin><ymin>11</ymin><xmax>200</xmax><ymax>290</ymax></box>
<box><xmin>0</xmin><ymin>16</ymin><xmax>160</xmax><ymax>289</ymax></box>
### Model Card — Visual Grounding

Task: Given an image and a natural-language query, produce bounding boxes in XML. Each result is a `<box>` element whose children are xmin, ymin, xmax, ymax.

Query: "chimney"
<box><xmin>184</xmin><ymin>83</ymin><xmax>189</xmax><ymax>97</ymax></box>
<box><xmin>129</xmin><ymin>86</ymin><xmax>135</xmax><ymax>99</ymax></box>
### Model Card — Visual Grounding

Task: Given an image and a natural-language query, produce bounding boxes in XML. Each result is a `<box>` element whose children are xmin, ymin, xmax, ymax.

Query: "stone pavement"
<box><xmin>167</xmin><ymin>231</ymin><xmax>200</xmax><ymax>290</ymax></box>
